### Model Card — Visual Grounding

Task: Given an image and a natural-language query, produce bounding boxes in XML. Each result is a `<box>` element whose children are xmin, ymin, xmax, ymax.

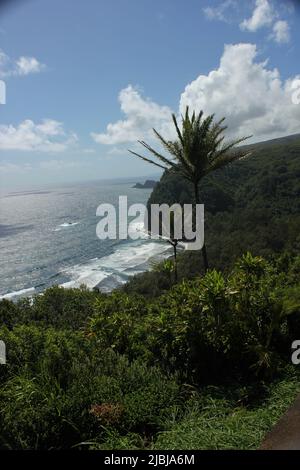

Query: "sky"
<box><xmin>0</xmin><ymin>0</ymin><xmax>299</xmax><ymax>189</ymax></box>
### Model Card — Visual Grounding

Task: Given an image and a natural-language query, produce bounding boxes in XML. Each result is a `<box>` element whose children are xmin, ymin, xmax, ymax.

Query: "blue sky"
<box><xmin>0</xmin><ymin>0</ymin><xmax>299</xmax><ymax>188</ymax></box>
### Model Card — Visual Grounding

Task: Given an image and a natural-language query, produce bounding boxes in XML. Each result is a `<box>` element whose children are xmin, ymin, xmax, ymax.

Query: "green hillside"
<box><xmin>147</xmin><ymin>133</ymin><xmax>300</xmax><ymax>272</ymax></box>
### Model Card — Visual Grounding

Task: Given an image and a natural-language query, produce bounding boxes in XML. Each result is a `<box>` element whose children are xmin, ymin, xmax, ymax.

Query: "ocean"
<box><xmin>0</xmin><ymin>179</ymin><xmax>172</xmax><ymax>300</ymax></box>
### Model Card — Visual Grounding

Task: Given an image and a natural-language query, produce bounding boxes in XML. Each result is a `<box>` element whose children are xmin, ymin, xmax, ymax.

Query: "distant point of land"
<box><xmin>132</xmin><ymin>179</ymin><xmax>157</xmax><ymax>189</ymax></box>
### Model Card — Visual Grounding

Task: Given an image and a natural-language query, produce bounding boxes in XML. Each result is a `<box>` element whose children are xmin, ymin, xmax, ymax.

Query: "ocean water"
<box><xmin>0</xmin><ymin>179</ymin><xmax>172</xmax><ymax>300</ymax></box>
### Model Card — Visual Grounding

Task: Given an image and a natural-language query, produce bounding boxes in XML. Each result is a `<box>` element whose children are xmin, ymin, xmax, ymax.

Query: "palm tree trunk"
<box><xmin>201</xmin><ymin>244</ymin><xmax>209</xmax><ymax>273</ymax></box>
<box><xmin>194</xmin><ymin>182</ymin><xmax>209</xmax><ymax>272</ymax></box>
<box><xmin>173</xmin><ymin>240</ymin><xmax>178</xmax><ymax>283</ymax></box>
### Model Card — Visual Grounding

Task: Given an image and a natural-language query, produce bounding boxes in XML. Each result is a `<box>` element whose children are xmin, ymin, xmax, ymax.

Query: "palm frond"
<box><xmin>152</xmin><ymin>129</ymin><xmax>178</xmax><ymax>160</ymax></box>
<box><xmin>209</xmin><ymin>135</ymin><xmax>252</xmax><ymax>164</ymax></box>
<box><xmin>172</xmin><ymin>114</ymin><xmax>184</xmax><ymax>146</ymax></box>
<box><xmin>137</xmin><ymin>140</ymin><xmax>178</xmax><ymax>169</ymax></box>
<box><xmin>128</xmin><ymin>150</ymin><xmax>168</xmax><ymax>170</ymax></box>
<box><xmin>205</xmin><ymin>150</ymin><xmax>252</xmax><ymax>174</ymax></box>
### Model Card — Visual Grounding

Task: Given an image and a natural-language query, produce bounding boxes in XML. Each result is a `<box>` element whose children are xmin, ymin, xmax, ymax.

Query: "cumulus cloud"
<box><xmin>240</xmin><ymin>0</ymin><xmax>274</xmax><ymax>31</ymax></box>
<box><xmin>271</xmin><ymin>20</ymin><xmax>290</xmax><ymax>44</ymax></box>
<box><xmin>0</xmin><ymin>49</ymin><xmax>45</xmax><ymax>78</ymax></box>
<box><xmin>239</xmin><ymin>0</ymin><xmax>291</xmax><ymax>44</ymax></box>
<box><xmin>203</xmin><ymin>0</ymin><xmax>237</xmax><ymax>22</ymax></box>
<box><xmin>15</xmin><ymin>56</ymin><xmax>45</xmax><ymax>75</ymax></box>
<box><xmin>180</xmin><ymin>43</ymin><xmax>300</xmax><ymax>142</ymax></box>
<box><xmin>94</xmin><ymin>44</ymin><xmax>300</xmax><ymax>147</ymax></box>
<box><xmin>204</xmin><ymin>1</ymin><xmax>291</xmax><ymax>45</ymax></box>
<box><xmin>0</xmin><ymin>119</ymin><xmax>78</xmax><ymax>152</ymax></box>
<box><xmin>91</xmin><ymin>85</ymin><xmax>174</xmax><ymax>145</ymax></box>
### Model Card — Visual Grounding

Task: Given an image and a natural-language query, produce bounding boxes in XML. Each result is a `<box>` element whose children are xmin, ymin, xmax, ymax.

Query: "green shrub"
<box><xmin>0</xmin><ymin>324</ymin><xmax>181</xmax><ymax>449</ymax></box>
<box><xmin>124</xmin><ymin>253</ymin><xmax>292</xmax><ymax>382</ymax></box>
<box><xmin>88</xmin><ymin>291</ymin><xmax>149</xmax><ymax>358</ymax></box>
<box><xmin>28</xmin><ymin>285</ymin><xmax>99</xmax><ymax>329</ymax></box>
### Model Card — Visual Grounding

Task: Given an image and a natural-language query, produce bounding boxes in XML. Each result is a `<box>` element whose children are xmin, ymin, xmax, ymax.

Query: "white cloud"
<box><xmin>240</xmin><ymin>0</ymin><xmax>274</xmax><ymax>32</ymax></box>
<box><xmin>15</xmin><ymin>56</ymin><xmax>45</xmax><ymax>75</ymax></box>
<box><xmin>203</xmin><ymin>0</ymin><xmax>237</xmax><ymax>22</ymax></box>
<box><xmin>0</xmin><ymin>119</ymin><xmax>78</xmax><ymax>152</ymax></box>
<box><xmin>0</xmin><ymin>49</ymin><xmax>45</xmax><ymax>78</ymax></box>
<box><xmin>206</xmin><ymin>0</ymin><xmax>292</xmax><ymax>45</ymax></box>
<box><xmin>179</xmin><ymin>43</ymin><xmax>300</xmax><ymax>142</ymax></box>
<box><xmin>271</xmin><ymin>20</ymin><xmax>290</xmax><ymax>44</ymax></box>
<box><xmin>91</xmin><ymin>85</ymin><xmax>173</xmax><ymax>145</ymax></box>
<box><xmin>94</xmin><ymin>43</ymin><xmax>300</xmax><ymax>148</ymax></box>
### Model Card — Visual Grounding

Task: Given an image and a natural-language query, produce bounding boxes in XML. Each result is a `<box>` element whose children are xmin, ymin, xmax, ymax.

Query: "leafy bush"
<box><xmin>90</xmin><ymin>253</ymin><xmax>295</xmax><ymax>382</ymax></box>
<box><xmin>0</xmin><ymin>323</ymin><xmax>180</xmax><ymax>449</ymax></box>
<box><xmin>0</xmin><ymin>286</ymin><xmax>99</xmax><ymax>331</ymax></box>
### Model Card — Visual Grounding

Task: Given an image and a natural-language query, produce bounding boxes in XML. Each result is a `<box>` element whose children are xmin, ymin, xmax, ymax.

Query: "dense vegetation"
<box><xmin>124</xmin><ymin>133</ymin><xmax>300</xmax><ymax>297</ymax></box>
<box><xmin>0</xmin><ymin>251</ymin><xmax>300</xmax><ymax>450</ymax></box>
<box><xmin>0</xmin><ymin>134</ymin><xmax>300</xmax><ymax>450</ymax></box>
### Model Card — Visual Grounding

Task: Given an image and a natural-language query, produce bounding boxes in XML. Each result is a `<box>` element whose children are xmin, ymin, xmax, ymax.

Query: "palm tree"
<box><xmin>129</xmin><ymin>107</ymin><xmax>251</xmax><ymax>272</ymax></box>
